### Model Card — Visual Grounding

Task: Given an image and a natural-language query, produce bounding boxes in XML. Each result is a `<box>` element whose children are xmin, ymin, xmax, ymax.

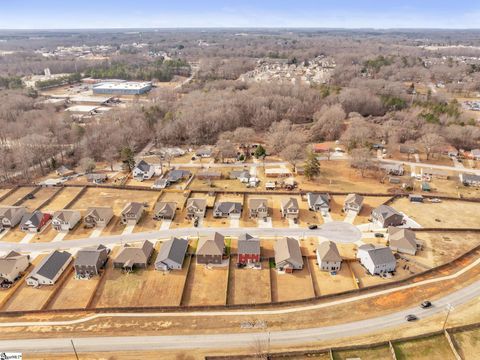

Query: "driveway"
<box><xmin>344</xmin><ymin>210</ymin><xmax>357</xmax><ymax>224</ymax></box>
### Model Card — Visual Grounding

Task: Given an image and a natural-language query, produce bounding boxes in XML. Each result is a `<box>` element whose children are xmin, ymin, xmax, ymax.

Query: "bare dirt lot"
<box><xmin>22</xmin><ymin>187</ymin><xmax>59</xmax><ymax>211</ymax></box>
<box><xmin>0</xmin><ymin>187</ymin><xmax>35</xmax><ymax>206</ymax></box>
<box><xmin>227</xmin><ymin>258</ymin><xmax>271</xmax><ymax>305</ymax></box>
<box><xmin>308</xmin><ymin>258</ymin><xmax>357</xmax><ymax>296</ymax></box>
<box><xmin>42</xmin><ymin>186</ymin><xmax>84</xmax><ymax>212</ymax></box>
<box><xmin>391</xmin><ymin>198</ymin><xmax>480</xmax><ymax>228</ymax></box>
<box><xmin>181</xmin><ymin>259</ymin><xmax>228</xmax><ymax>306</ymax></box>
<box><xmin>393</xmin><ymin>334</ymin><xmax>456</xmax><ymax>360</ymax></box>
<box><xmin>270</xmin><ymin>259</ymin><xmax>315</xmax><ymax>302</ymax></box>
<box><xmin>48</xmin><ymin>274</ymin><xmax>100</xmax><ymax>310</ymax></box>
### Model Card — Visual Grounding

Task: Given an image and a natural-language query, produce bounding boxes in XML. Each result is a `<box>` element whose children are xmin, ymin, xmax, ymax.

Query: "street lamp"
<box><xmin>443</xmin><ymin>303</ymin><xmax>454</xmax><ymax>331</ymax></box>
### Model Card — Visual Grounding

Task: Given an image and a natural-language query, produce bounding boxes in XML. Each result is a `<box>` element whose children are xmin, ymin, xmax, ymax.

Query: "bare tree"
<box><xmin>350</xmin><ymin>148</ymin><xmax>374</xmax><ymax>177</ymax></box>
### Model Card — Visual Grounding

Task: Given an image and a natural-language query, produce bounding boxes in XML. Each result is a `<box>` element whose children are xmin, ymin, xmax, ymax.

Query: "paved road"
<box><xmin>0</xmin><ymin>222</ymin><xmax>362</xmax><ymax>253</ymax></box>
<box><xmin>1</xmin><ymin>277</ymin><xmax>478</xmax><ymax>353</ymax></box>
<box><xmin>379</xmin><ymin>158</ymin><xmax>480</xmax><ymax>175</ymax></box>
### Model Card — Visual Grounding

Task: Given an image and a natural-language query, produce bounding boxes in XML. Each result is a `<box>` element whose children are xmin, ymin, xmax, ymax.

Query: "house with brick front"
<box><xmin>237</xmin><ymin>233</ymin><xmax>261</xmax><ymax>266</ymax></box>
<box><xmin>196</xmin><ymin>232</ymin><xmax>225</xmax><ymax>265</ymax></box>
<box><xmin>20</xmin><ymin>211</ymin><xmax>51</xmax><ymax>233</ymax></box>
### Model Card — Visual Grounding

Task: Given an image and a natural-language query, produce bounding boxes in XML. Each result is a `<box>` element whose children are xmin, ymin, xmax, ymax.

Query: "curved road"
<box><xmin>0</xmin><ymin>222</ymin><xmax>362</xmax><ymax>252</ymax></box>
<box><xmin>0</xmin><ymin>278</ymin><xmax>478</xmax><ymax>353</ymax></box>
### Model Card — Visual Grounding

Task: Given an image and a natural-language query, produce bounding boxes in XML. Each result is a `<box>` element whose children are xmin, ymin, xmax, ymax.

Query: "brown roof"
<box><xmin>197</xmin><ymin>232</ymin><xmax>225</xmax><ymax>256</ymax></box>
<box><xmin>114</xmin><ymin>241</ymin><xmax>154</xmax><ymax>266</ymax></box>
<box><xmin>388</xmin><ymin>227</ymin><xmax>417</xmax><ymax>252</ymax></box>
<box><xmin>316</xmin><ymin>241</ymin><xmax>342</xmax><ymax>262</ymax></box>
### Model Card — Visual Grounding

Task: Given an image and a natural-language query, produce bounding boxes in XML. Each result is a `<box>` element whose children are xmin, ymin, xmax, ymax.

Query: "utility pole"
<box><xmin>443</xmin><ymin>304</ymin><xmax>454</xmax><ymax>331</ymax></box>
<box><xmin>71</xmin><ymin>339</ymin><xmax>79</xmax><ymax>360</ymax></box>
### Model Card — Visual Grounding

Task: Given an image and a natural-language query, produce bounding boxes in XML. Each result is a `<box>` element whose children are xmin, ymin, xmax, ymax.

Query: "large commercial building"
<box><xmin>92</xmin><ymin>81</ymin><xmax>152</xmax><ymax>95</ymax></box>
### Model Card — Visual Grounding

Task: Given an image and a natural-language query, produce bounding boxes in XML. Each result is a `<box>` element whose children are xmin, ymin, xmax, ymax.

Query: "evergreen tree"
<box><xmin>304</xmin><ymin>151</ymin><xmax>320</xmax><ymax>180</ymax></box>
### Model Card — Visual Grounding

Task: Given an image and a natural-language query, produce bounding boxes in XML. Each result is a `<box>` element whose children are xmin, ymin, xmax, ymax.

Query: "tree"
<box><xmin>254</xmin><ymin>145</ymin><xmax>266</xmax><ymax>159</ymax></box>
<box><xmin>419</xmin><ymin>132</ymin><xmax>444</xmax><ymax>160</ymax></box>
<box><xmin>304</xmin><ymin>151</ymin><xmax>321</xmax><ymax>180</ymax></box>
<box><xmin>103</xmin><ymin>146</ymin><xmax>118</xmax><ymax>171</ymax></box>
<box><xmin>79</xmin><ymin>157</ymin><xmax>96</xmax><ymax>174</ymax></box>
<box><xmin>280</xmin><ymin>143</ymin><xmax>305</xmax><ymax>172</ymax></box>
<box><xmin>350</xmin><ymin>148</ymin><xmax>373</xmax><ymax>178</ymax></box>
<box><xmin>120</xmin><ymin>147</ymin><xmax>135</xmax><ymax>171</ymax></box>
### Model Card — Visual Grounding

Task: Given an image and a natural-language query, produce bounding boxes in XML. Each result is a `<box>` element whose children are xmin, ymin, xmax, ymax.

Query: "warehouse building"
<box><xmin>92</xmin><ymin>81</ymin><xmax>152</xmax><ymax>95</ymax></box>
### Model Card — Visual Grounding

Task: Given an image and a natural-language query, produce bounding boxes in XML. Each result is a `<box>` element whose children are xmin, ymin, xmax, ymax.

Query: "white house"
<box><xmin>52</xmin><ymin>210</ymin><xmax>81</xmax><ymax>232</ymax></box>
<box><xmin>26</xmin><ymin>251</ymin><xmax>72</xmax><ymax>286</ymax></box>
<box><xmin>357</xmin><ymin>244</ymin><xmax>396</xmax><ymax>275</ymax></box>
<box><xmin>316</xmin><ymin>241</ymin><xmax>342</xmax><ymax>272</ymax></box>
<box><xmin>132</xmin><ymin>160</ymin><xmax>155</xmax><ymax>181</ymax></box>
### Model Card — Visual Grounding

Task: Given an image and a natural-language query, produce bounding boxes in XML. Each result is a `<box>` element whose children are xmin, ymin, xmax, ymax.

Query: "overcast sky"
<box><xmin>1</xmin><ymin>0</ymin><xmax>480</xmax><ymax>29</ymax></box>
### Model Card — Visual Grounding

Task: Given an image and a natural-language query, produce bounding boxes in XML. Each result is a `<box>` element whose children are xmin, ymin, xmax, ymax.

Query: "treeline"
<box><xmin>84</xmin><ymin>59</ymin><xmax>191</xmax><ymax>82</ymax></box>
<box><xmin>35</xmin><ymin>73</ymin><xmax>81</xmax><ymax>89</ymax></box>
<box><xmin>0</xmin><ymin>76</ymin><xmax>23</xmax><ymax>89</ymax></box>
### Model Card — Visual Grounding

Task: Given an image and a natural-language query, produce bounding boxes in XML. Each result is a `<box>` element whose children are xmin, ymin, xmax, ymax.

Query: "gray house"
<box><xmin>26</xmin><ymin>251</ymin><xmax>72</xmax><ymax>286</ymax></box>
<box><xmin>280</xmin><ymin>198</ymin><xmax>299</xmax><ymax>220</ymax></box>
<box><xmin>0</xmin><ymin>206</ymin><xmax>26</xmax><ymax>229</ymax></box>
<box><xmin>196</xmin><ymin>232</ymin><xmax>225</xmax><ymax>265</ymax></box>
<box><xmin>371</xmin><ymin>205</ymin><xmax>404</xmax><ymax>228</ymax></box>
<box><xmin>153</xmin><ymin>201</ymin><xmax>176</xmax><ymax>221</ymax></box>
<box><xmin>316</xmin><ymin>241</ymin><xmax>342</xmax><ymax>272</ymax></box>
<box><xmin>248</xmin><ymin>198</ymin><xmax>268</xmax><ymax>219</ymax></box>
<box><xmin>113</xmin><ymin>240</ymin><xmax>154</xmax><ymax>271</ymax></box>
<box><xmin>120</xmin><ymin>202</ymin><xmax>145</xmax><ymax>225</ymax></box>
<box><xmin>0</xmin><ymin>251</ymin><xmax>29</xmax><ymax>284</ymax></box>
<box><xmin>388</xmin><ymin>227</ymin><xmax>419</xmax><ymax>256</ymax></box>
<box><xmin>307</xmin><ymin>193</ymin><xmax>330</xmax><ymax>212</ymax></box>
<box><xmin>274</xmin><ymin>237</ymin><xmax>304</xmax><ymax>273</ymax></box>
<box><xmin>343</xmin><ymin>194</ymin><xmax>364</xmax><ymax>213</ymax></box>
<box><xmin>166</xmin><ymin>170</ymin><xmax>191</xmax><ymax>184</ymax></box>
<box><xmin>186</xmin><ymin>198</ymin><xmax>207</xmax><ymax>219</ymax></box>
<box><xmin>74</xmin><ymin>245</ymin><xmax>109</xmax><ymax>278</ymax></box>
<box><xmin>213</xmin><ymin>201</ymin><xmax>242</xmax><ymax>219</ymax></box>
<box><xmin>155</xmin><ymin>237</ymin><xmax>189</xmax><ymax>271</ymax></box>
<box><xmin>460</xmin><ymin>173</ymin><xmax>480</xmax><ymax>187</ymax></box>
<box><xmin>84</xmin><ymin>207</ymin><xmax>114</xmax><ymax>228</ymax></box>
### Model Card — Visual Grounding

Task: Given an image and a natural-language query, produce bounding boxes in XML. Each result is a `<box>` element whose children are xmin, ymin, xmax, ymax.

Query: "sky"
<box><xmin>0</xmin><ymin>0</ymin><xmax>479</xmax><ymax>29</ymax></box>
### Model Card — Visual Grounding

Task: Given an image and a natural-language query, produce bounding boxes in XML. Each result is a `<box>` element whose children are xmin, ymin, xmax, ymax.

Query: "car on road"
<box><xmin>308</xmin><ymin>224</ymin><xmax>318</xmax><ymax>230</ymax></box>
<box><xmin>193</xmin><ymin>218</ymin><xmax>199</xmax><ymax>227</ymax></box>
<box><xmin>405</xmin><ymin>314</ymin><xmax>418</xmax><ymax>322</ymax></box>
<box><xmin>420</xmin><ymin>300</ymin><xmax>432</xmax><ymax>309</ymax></box>
<box><xmin>374</xmin><ymin>233</ymin><xmax>384</xmax><ymax>238</ymax></box>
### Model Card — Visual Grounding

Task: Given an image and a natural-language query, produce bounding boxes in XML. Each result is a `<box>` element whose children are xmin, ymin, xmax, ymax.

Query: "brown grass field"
<box><xmin>227</xmin><ymin>258</ymin><xmax>271</xmax><ymax>305</ymax></box>
<box><xmin>42</xmin><ymin>186</ymin><xmax>84</xmax><ymax>212</ymax></box>
<box><xmin>48</xmin><ymin>274</ymin><xmax>100</xmax><ymax>310</ymax></box>
<box><xmin>333</xmin><ymin>344</ymin><xmax>392</xmax><ymax>360</ymax></box>
<box><xmin>22</xmin><ymin>187</ymin><xmax>59</xmax><ymax>211</ymax></box>
<box><xmin>393</xmin><ymin>334</ymin><xmax>456</xmax><ymax>360</ymax></box>
<box><xmin>0</xmin><ymin>187</ymin><xmax>36</xmax><ymax>206</ymax></box>
<box><xmin>270</xmin><ymin>259</ymin><xmax>315</xmax><ymax>302</ymax></box>
<box><xmin>181</xmin><ymin>259</ymin><xmax>228</xmax><ymax>306</ymax></box>
<box><xmin>0</xmin><ymin>188</ymin><xmax>12</xmax><ymax>199</ymax></box>
<box><xmin>452</xmin><ymin>327</ymin><xmax>480</xmax><ymax>360</ymax></box>
<box><xmin>308</xmin><ymin>258</ymin><xmax>357</xmax><ymax>296</ymax></box>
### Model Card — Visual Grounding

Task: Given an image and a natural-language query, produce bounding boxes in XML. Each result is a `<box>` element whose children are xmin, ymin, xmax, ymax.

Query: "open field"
<box><xmin>308</xmin><ymin>258</ymin><xmax>357</xmax><ymax>296</ymax></box>
<box><xmin>0</xmin><ymin>186</ymin><xmax>35</xmax><ymax>206</ymax></box>
<box><xmin>181</xmin><ymin>259</ymin><xmax>228</xmax><ymax>306</ymax></box>
<box><xmin>391</xmin><ymin>198</ymin><xmax>480</xmax><ymax>228</ymax></box>
<box><xmin>42</xmin><ymin>186</ymin><xmax>84</xmax><ymax>212</ymax></box>
<box><xmin>227</xmin><ymin>258</ymin><xmax>271</xmax><ymax>305</ymax></box>
<box><xmin>48</xmin><ymin>274</ymin><xmax>100</xmax><ymax>310</ymax></box>
<box><xmin>452</xmin><ymin>327</ymin><xmax>480</xmax><ymax>360</ymax></box>
<box><xmin>332</xmin><ymin>344</ymin><xmax>392</xmax><ymax>360</ymax></box>
<box><xmin>22</xmin><ymin>187</ymin><xmax>59</xmax><ymax>211</ymax></box>
<box><xmin>393</xmin><ymin>335</ymin><xmax>455</xmax><ymax>360</ymax></box>
<box><xmin>270</xmin><ymin>259</ymin><xmax>315</xmax><ymax>302</ymax></box>
<box><xmin>0</xmin><ymin>188</ymin><xmax>12</xmax><ymax>199</ymax></box>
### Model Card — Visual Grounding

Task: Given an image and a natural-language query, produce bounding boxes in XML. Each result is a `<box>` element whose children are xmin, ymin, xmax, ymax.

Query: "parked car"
<box><xmin>374</xmin><ymin>233</ymin><xmax>384</xmax><ymax>238</ymax></box>
<box><xmin>430</xmin><ymin>198</ymin><xmax>442</xmax><ymax>203</ymax></box>
<box><xmin>405</xmin><ymin>314</ymin><xmax>418</xmax><ymax>322</ymax></box>
<box><xmin>24</xmin><ymin>193</ymin><xmax>35</xmax><ymax>200</ymax></box>
<box><xmin>420</xmin><ymin>300</ymin><xmax>432</xmax><ymax>309</ymax></box>
<box><xmin>308</xmin><ymin>224</ymin><xmax>318</xmax><ymax>230</ymax></box>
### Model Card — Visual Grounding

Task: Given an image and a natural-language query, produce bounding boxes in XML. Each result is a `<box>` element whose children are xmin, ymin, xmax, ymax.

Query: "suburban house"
<box><xmin>20</xmin><ymin>211</ymin><xmax>51</xmax><ymax>233</ymax></box>
<box><xmin>86</xmin><ymin>173</ymin><xmax>108</xmax><ymax>184</ymax></box>
<box><xmin>371</xmin><ymin>205</ymin><xmax>404</xmax><ymax>228</ymax></box>
<box><xmin>280</xmin><ymin>197</ymin><xmax>299</xmax><ymax>220</ymax></box>
<box><xmin>56</xmin><ymin>165</ymin><xmax>75</xmax><ymax>177</ymax></box>
<box><xmin>421</xmin><ymin>168</ymin><xmax>450</xmax><ymax>180</ymax></box>
<box><xmin>26</xmin><ymin>250</ymin><xmax>72</xmax><ymax>286</ymax></box>
<box><xmin>248</xmin><ymin>198</ymin><xmax>269</xmax><ymax>219</ymax></box>
<box><xmin>186</xmin><ymin>198</ymin><xmax>207</xmax><ymax>219</ymax></box>
<box><xmin>357</xmin><ymin>244</ymin><xmax>396</xmax><ymax>275</ymax></box>
<box><xmin>343</xmin><ymin>193</ymin><xmax>364</xmax><ymax>213</ymax></box>
<box><xmin>74</xmin><ymin>245</ymin><xmax>109</xmax><ymax>278</ymax></box>
<box><xmin>52</xmin><ymin>210</ymin><xmax>81</xmax><ymax>231</ymax></box>
<box><xmin>316</xmin><ymin>241</ymin><xmax>342</xmax><ymax>272</ymax></box>
<box><xmin>113</xmin><ymin>240</ymin><xmax>154</xmax><ymax>271</ymax></box>
<box><xmin>196</xmin><ymin>232</ymin><xmax>225</xmax><ymax>265</ymax></box>
<box><xmin>132</xmin><ymin>160</ymin><xmax>155</xmax><ymax>181</ymax></box>
<box><xmin>312</xmin><ymin>143</ymin><xmax>330</xmax><ymax>153</ymax></box>
<box><xmin>274</xmin><ymin>237</ymin><xmax>304</xmax><ymax>273</ymax></box>
<box><xmin>195</xmin><ymin>147</ymin><xmax>213</xmax><ymax>158</ymax></box>
<box><xmin>307</xmin><ymin>193</ymin><xmax>331</xmax><ymax>212</ymax></box>
<box><xmin>460</xmin><ymin>173</ymin><xmax>480</xmax><ymax>187</ymax></box>
<box><xmin>388</xmin><ymin>227</ymin><xmax>419</xmax><ymax>256</ymax></box>
<box><xmin>197</xmin><ymin>171</ymin><xmax>222</xmax><ymax>180</ymax></box>
<box><xmin>399</xmin><ymin>145</ymin><xmax>418</xmax><ymax>154</ymax></box>
<box><xmin>0</xmin><ymin>206</ymin><xmax>26</xmax><ymax>229</ymax></box>
<box><xmin>153</xmin><ymin>201</ymin><xmax>176</xmax><ymax>221</ymax></box>
<box><xmin>152</xmin><ymin>178</ymin><xmax>169</xmax><ymax>189</ymax></box>
<box><xmin>237</xmin><ymin>233</ymin><xmax>261</xmax><ymax>266</ymax></box>
<box><xmin>165</xmin><ymin>170</ymin><xmax>191</xmax><ymax>184</ymax></box>
<box><xmin>213</xmin><ymin>201</ymin><xmax>242</xmax><ymax>219</ymax></box>
<box><xmin>155</xmin><ymin>237</ymin><xmax>189</xmax><ymax>271</ymax></box>
<box><xmin>84</xmin><ymin>207</ymin><xmax>114</xmax><ymax>228</ymax></box>
<box><xmin>120</xmin><ymin>202</ymin><xmax>145</xmax><ymax>225</ymax></box>
<box><xmin>0</xmin><ymin>251</ymin><xmax>29</xmax><ymax>285</ymax></box>
<box><xmin>229</xmin><ymin>170</ymin><xmax>251</xmax><ymax>182</ymax></box>
<box><xmin>379</xmin><ymin>163</ymin><xmax>404</xmax><ymax>176</ymax></box>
